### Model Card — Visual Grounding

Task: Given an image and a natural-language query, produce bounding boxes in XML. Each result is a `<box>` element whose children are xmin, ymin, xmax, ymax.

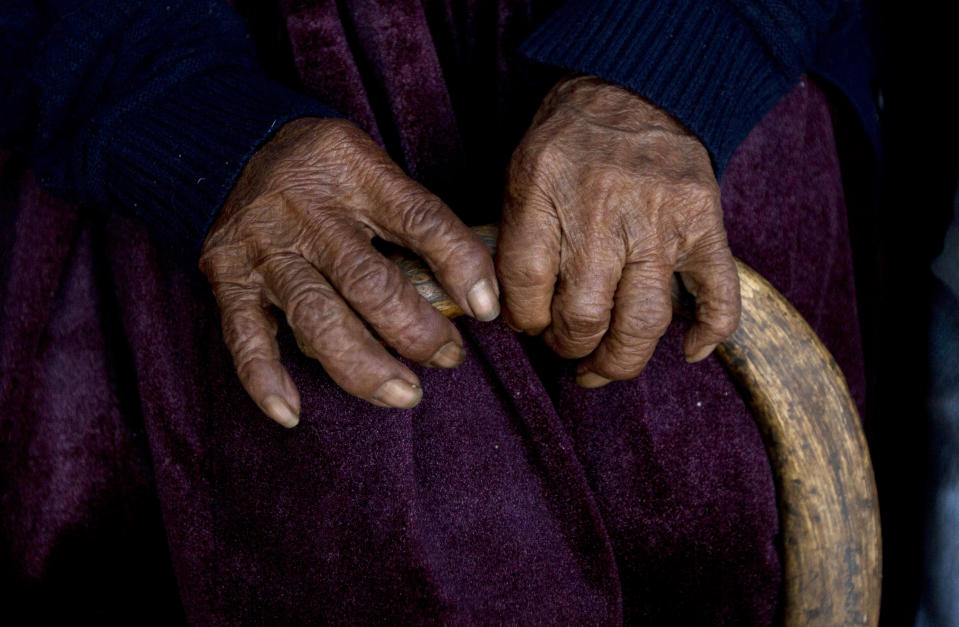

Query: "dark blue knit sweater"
<box><xmin>1</xmin><ymin>0</ymin><xmax>873</xmax><ymax>260</ymax></box>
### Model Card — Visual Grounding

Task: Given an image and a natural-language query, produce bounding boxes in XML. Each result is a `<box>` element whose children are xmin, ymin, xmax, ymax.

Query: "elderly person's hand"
<box><xmin>200</xmin><ymin>118</ymin><xmax>499</xmax><ymax>426</ymax></box>
<box><xmin>497</xmin><ymin>75</ymin><xmax>741</xmax><ymax>387</ymax></box>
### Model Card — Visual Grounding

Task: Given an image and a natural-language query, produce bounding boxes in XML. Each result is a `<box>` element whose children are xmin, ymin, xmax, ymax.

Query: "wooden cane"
<box><xmin>390</xmin><ymin>224</ymin><xmax>882</xmax><ymax>627</ymax></box>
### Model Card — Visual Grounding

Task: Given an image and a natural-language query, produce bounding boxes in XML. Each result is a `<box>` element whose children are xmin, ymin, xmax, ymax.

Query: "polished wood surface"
<box><xmin>390</xmin><ymin>224</ymin><xmax>882</xmax><ymax>626</ymax></box>
<box><xmin>721</xmin><ymin>259</ymin><xmax>881</xmax><ymax>626</ymax></box>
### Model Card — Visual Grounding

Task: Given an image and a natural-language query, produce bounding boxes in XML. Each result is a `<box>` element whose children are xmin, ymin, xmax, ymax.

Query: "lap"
<box><xmin>0</xmin><ymin>77</ymin><xmax>862</xmax><ymax>625</ymax></box>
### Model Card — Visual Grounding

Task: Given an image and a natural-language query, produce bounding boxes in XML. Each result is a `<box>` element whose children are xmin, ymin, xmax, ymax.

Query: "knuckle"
<box><xmin>440</xmin><ymin>235</ymin><xmax>486</xmax><ymax>272</ymax></box>
<box><xmin>676</xmin><ymin>183</ymin><xmax>722</xmax><ymax>227</ymax></box>
<box><xmin>397</xmin><ymin>193</ymin><xmax>458</xmax><ymax>240</ymax></box>
<box><xmin>197</xmin><ymin>252</ymin><xmax>220</xmax><ymax>280</ymax></box>
<box><xmin>701</xmin><ymin>303</ymin><xmax>741</xmax><ymax>337</ymax></box>
<box><xmin>234</xmin><ymin>355</ymin><xmax>270</xmax><ymax>384</ymax></box>
<box><xmin>498</xmin><ymin>250</ymin><xmax>555</xmax><ymax>289</ymax></box>
<box><xmin>683</xmin><ymin>176</ymin><xmax>720</xmax><ymax>202</ymax></box>
<box><xmin>695</xmin><ymin>234</ymin><xmax>733</xmax><ymax>259</ymax></box>
<box><xmin>554</xmin><ymin>307</ymin><xmax>608</xmax><ymax>355</ymax></box>
<box><xmin>337</xmin><ymin>257</ymin><xmax>398</xmax><ymax>301</ymax></box>
<box><xmin>221</xmin><ymin>306</ymin><xmax>275</xmax><ymax>352</ymax></box>
<box><xmin>502</xmin><ymin>298</ymin><xmax>550</xmax><ymax>331</ymax></box>
<box><xmin>212</xmin><ymin>282</ymin><xmax>253</xmax><ymax>311</ymax></box>
<box><xmin>285</xmin><ymin>285</ymin><xmax>338</xmax><ymax>337</ymax></box>
<box><xmin>509</xmin><ymin>140</ymin><xmax>564</xmax><ymax>185</ymax></box>
<box><xmin>559</xmin><ymin>309</ymin><xmax>608</xmax><ymax>337</ymax></box>
<box><xmin>714</xmin><ymin>314</ymin><xmax>740</xmax><ymax>337</ymax></box>
<box><xmin>236</xmin><ymin>200</ymin><xmax>292</xmax><ymax>244</ymax></box>
<box><xmin>331</xmin><ymin>255</ymin><xmax>441</xmax><ymax>357</ymax></box>
<box><xmin>260</xmin><ymin>250</ymin><xmax>302</xmax><ymax>279</ymax></box>
<box><xmin>225</xmin><ymin>314</ymin><xmax>276</xmax><ymax>376</ymax></box>
<box><xmin>315</xmin><ymin>118</ymin><xmax>365</xmax><ymax>154</ymax></box>
<box><xmin>628</xmin><ymin>302</ymin><xmax>672</xmax><ymax>337</ymax></box>
<box><xmin>381</xmin><ymin>316</ymin><xmax>440</xmax><ymax>360</ymax></box>
<box><xmin>199</xmin><ymin>243</ymin><xmax>249</xmax><ymax>282</ymax></box>
<box><xmin>696</xmin><ymin>273</ymin><xmax>741</xmax><ymax>334</ymax></box>
<box><xmin>301</xmin><ymin>214</ymin><xmax>350</xmax><ymax>257</ymax></box>
<box><xmin>319</xmin><ymin>117</ymin><xmax>356</xmax><ymax>140</ymax></box>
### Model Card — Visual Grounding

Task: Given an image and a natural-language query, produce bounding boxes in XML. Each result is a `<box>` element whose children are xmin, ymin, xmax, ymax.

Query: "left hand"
<box><xmin>496</xmin><ymin>75</ymin><xmax>741</xmax><ymax>387</ymax></box>
<box><xmin>199</xmin><ymin>118</ymin><xmax>499</xmax><ymax>425</ymax></box>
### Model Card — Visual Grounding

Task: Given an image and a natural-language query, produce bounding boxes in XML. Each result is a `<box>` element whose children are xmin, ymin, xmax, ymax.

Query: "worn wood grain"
<box><xmin>719</xmin><ymin>260</ymin><xmax>881</xmax><ymax>626</ymax></box>
<box><xmin>390</xmin><ymin>224</ymin><xmax>882</xmax><ymax>626</ymax></box>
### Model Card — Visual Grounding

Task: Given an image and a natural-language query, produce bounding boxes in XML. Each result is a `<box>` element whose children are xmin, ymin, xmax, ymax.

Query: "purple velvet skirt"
<box><xmin>0</xmin><ymin>1</ymin><xmax>865</xmax><ymax>624</ymax></box>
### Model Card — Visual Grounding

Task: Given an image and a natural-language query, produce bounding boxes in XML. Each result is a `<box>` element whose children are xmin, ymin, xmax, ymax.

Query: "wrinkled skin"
<box><xmin>201</xmin><ymin>75</ymin><xmax>741</xmax><ymax>425</ymax></box>
<box><xmin>200</xmin><ymin>118</ymin><xmax>500</xmax><ymax>426</ymax></box>
<box><xmin>497</xmin><ymin>75</ymin><xmax>740</xmax><ymax>387</ymax></box>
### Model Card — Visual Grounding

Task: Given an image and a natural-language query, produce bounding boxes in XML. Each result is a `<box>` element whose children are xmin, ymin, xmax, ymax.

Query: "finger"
<box><xmin>298</xmin><ymin>222</ymin><xmax>466</xmax><ymax>368</ymax></box>
<box><xmin>213</xmin><ymin>283</ymin><xmax>301</xmax><ymax>427</ymax></box>
<box><xmin>495</xmin><ymin>184</ymin><xmax>561</xmax><ymax>333</ymax></box>
<box><xmin>577</xmin><ymin>260</ymin><xmax>673</xmax><ymax>387</ymax></box>
<box><xmin>368</xmin><ymin>178</ymin><xmax>500</xmax><ymax>322</ymax></box>
<box><xmin>677</xmin><ymin>237</ymin><xmax>741</xmax><ymax>362</ymax></box>
<box><xmin>260</xmin><ymin>253</ymin><xmax>424</xmax><ymax>409</ymax></box>
<box><xmin>542</xmin><ymin>242</ymin><xmax>623</xmax><ymax>359</ymax></box>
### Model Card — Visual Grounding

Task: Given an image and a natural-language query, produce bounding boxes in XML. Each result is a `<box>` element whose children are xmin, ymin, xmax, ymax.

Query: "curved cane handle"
<box><xmin>389</xmin><ymin>224</ymin><xmax>881</xmax><ymax>627</ymax></box>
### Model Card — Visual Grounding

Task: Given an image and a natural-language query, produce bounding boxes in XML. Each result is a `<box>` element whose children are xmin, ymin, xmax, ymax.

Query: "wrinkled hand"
<box><xmin>497</xmin><ymin>75</ymin><xmax>740</xmax><ymax>387</ymax></box>
<box><xmin>200</xmin><ymin>118</ymin><xmax>499</xmax><ymax>426</ymax></box>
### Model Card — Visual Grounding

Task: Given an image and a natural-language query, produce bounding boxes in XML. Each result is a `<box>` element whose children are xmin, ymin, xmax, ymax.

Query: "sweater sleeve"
<box><xmin>520</xmin><ymin>0</ymin><xmax>853</xmax><ymax>174</ymax></box>
<box><xmin>1</xmin><ymin>0</ymin><xmax>338</xmax><ymax>259</ymax></box>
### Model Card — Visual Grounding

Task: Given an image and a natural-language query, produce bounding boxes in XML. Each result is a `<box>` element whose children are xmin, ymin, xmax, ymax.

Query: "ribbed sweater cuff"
<box><xmin>83</xmin><ymin>69</ymin><xmax>339</xmax><ymax>260</ymax></box>
<box><xmin>521</xmin><ymin>0</ymin><xmax>796</xmax><ymax>174</ymax></box>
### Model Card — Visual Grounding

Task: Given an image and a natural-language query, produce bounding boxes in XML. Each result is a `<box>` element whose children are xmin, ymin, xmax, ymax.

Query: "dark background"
<box><xmin>858</xmin><ymin>2</ymin><xmax>958</xmax><ymax>624</ymax></box>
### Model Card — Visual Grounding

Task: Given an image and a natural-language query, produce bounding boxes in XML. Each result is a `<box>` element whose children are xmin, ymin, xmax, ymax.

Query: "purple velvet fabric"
<box><xmin>0</xmin><ymin>1</ymin><xmax>864</xmax><ymax>624</ymax></box>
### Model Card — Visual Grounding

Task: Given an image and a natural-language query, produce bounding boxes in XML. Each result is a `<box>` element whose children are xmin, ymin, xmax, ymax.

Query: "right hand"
<box><xmin>199</xmin><ymin>118</ymin><xmax>499</xmax><ymax>427</ymax></box>
<box><xmin>496</xmin><ymin>75</ymin><xmax>739</xmax><ymax>387</ymax></box>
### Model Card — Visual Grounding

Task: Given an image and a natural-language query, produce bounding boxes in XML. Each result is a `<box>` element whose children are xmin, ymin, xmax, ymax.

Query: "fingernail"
<box><xmin>426</xmin><ymin>341</ymin><xmax>465</xmax><ymax>368</ymax></box>
<box><xmin>467</xmin><ymin>279</ymin><xmax>500</xmax><ymax>322</ymax></box>
<box><xmin>263</xmin><ymin>395</ymin><xmax>299</xmax><ymax>428</ymax></box>
<box><xmin>576</xmin><ymin>371</ymin><xmax>611</xmax><ymax>388</ymax></box>
<box><xmin>373</xmin><ymin>379</ymin><xmax>423</xmax><ymax>409</ymax></box>
<box><xmin>686</xmin><ymin>342</ymin><xmax>719</xmax><ymax>363</ymax></box>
